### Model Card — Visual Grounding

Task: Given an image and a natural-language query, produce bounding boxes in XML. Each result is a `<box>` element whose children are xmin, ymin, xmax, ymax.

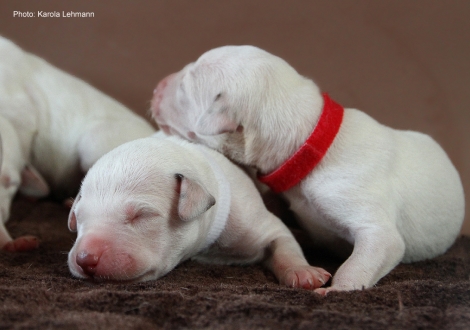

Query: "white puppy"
<box><xmin>0</xmin><ymin>37</ymin><xmax>155</xmax><ymax>252</ymax></box>
<box><xmin>67</xmin><ymin>133</ymin><xmax>331</xmax><ymax>288</ymax></box>
<box><xmin>150</xmin><ymin>45</ymin><xmax>465</xmax><ymax>295</ymax></box>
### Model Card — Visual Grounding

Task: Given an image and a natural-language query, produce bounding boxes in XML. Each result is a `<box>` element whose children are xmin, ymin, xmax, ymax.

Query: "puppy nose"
<box><xmin>187</xmin><ymin>131</ymin><xmax>196</xmax><ymax>140</ymax></box>
<box><xmin>154</xmin><ymin>78</ymin><xmax>167</xmax><ymax>96</ymax></box>
<box><xmin>76</xmin><ymin>250</ymin><xmax>101</xmax><ymax>277</ymax></box>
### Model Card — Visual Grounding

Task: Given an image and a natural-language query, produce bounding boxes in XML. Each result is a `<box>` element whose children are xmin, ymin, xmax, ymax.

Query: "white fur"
<box><xmin>150</xmin><ymin>45</ymin><xmax>465</xmax><ymax>294</ymax></box>
<box><xmin>67</xmin><ymin>133</ymin><xmax>331</xmax><ymax>288</ymax></box>
<box><xmin>0</xmin><ymin>37</ymin><xmax>155</xmax><ymax>251</ymax></box>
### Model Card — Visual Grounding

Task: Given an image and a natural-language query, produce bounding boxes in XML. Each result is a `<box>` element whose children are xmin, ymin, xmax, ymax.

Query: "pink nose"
<box><xmin>154</xmin><ymin>73</ymin><xmax>176</xmax><ymax>95</ymax></box>
<box><xmin>76</xmin><ymin>250</ymin><xmax>101</xmax><ymax>277</ymax></box>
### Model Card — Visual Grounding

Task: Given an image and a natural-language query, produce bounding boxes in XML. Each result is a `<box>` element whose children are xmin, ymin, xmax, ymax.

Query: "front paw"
<box><xmin>315</xmin><ymin>284</ymin><xmax>365</xmax><ymax>296</ymax></box>
<box><xmin>314</xmin><ymin>286</ymin><xmax>338</xmax><ymax>296</ymax></box>
<box><xmin>282</xmin><ymin>266</ymin><xmax>331</xmax><ymax>290</ymax></box>
<box><xmin>2</xmin><ymin>235</ymin><xmax>40</xmax><ymax>252</ymax></box>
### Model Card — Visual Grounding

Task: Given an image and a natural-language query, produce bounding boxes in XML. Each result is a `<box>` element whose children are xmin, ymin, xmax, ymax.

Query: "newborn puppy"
<box><xmin>0</xmin><ymin>37</ymin><xmax>155</xmax><ymax>252</ymax></box>
<box><xmin>67</xmin><ymin>133</ymin><xmax>331</xmax><ymax>289</ymax></box>
<box><xmin>150</xmin><ymin>45</ymin><xmax>465</xmax><ymax>295</ymax></box>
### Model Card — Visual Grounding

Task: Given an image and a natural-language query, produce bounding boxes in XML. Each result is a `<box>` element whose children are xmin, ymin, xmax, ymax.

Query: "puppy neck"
<box><xmin>192</xmin><ymin>144</ymin><xmax>231</xmax><ymax>252</ymax></box>
<box><xmin>258</xmin><ymin>93</ymin><xmax>344</xmax><ymax>193</ymax></box>
<box><xmin>238</xmin><ymin>79</ymin><xmax>323</xmax><ymax>175</ymax></box>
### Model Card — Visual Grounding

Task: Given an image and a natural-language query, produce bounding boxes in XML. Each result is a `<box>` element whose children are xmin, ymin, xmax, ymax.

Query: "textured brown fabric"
<box><xmin>1</xmin><ymin>199</ymin><xmax>469</xmax><ymax>329</ymax></box>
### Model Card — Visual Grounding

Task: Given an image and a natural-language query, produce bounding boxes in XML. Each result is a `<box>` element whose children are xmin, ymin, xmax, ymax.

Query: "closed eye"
<box><xmin>177</xmin><ymin>82</ymin><xmax>189</xmax><ymax>108</ymax></box>
<box><xmin>126</xmin><ymin>207</ymin><xmax>161</xmax><ymax>224</ymax></box>
<box><xmin>179</xmin><ymin>82</ymin><xmax>186</xmax><ymax>93</ymax></box>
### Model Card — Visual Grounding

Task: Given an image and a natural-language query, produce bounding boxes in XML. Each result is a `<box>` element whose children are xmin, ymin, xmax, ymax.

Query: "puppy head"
<box><xmin>151</xmin><ymin>46</ymin><xmax>321</xmax><ymax>167</ymax></box>
<box><xmin>151</xmin><ymin>45</ymin><xmax>318</xmax><ymax>167</ymax></box>
<box><xmin>67</xmin><ymin>137</ymin><xmax>216</xmax><ymax>282</ymax></box>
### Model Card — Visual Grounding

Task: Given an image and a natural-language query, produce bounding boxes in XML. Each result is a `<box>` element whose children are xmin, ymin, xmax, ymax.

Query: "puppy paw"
<box><xmin>2</xmin><ymin>236</ymin><xmax>40</xmax><ymax>252</ymax></box>
<box><xmin>315</xmin><ymin>284</ymin><xmax>362</xmax><ymax>296</ymax></box>
<box><xmin>314</xmin><ymin>287</ymin><xmax>338</xmax><ymax>296</ymax></box>
<box><xmin>282</xmin><ymin>266</ymin><xmax>331</xmax><ymax>290</ymax></box>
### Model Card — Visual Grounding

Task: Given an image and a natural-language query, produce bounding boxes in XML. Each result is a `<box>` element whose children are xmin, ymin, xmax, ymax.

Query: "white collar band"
<box><xmin>193</xmin><ymin>144</ymin><xmax>231</xmax><ymax>251</ymax></box>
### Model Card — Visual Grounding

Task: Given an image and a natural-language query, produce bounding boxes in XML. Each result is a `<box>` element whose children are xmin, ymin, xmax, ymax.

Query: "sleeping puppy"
<box><xmin>0</xmin><ymin>36</ymin><xmax>155</xmax><ymax>252</ymax></box>
<box><xmin>150</xmin><ymin>45</ymin><xmax>465</xmax><ymax>295</ymax></box>
<box><xmin>67</xmin><ymin>133</ymin><xmax>331</xmax><ymax>288</ymax></box>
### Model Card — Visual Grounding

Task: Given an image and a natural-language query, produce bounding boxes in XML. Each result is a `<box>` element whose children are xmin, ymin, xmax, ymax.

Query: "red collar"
<box><xmin>258</xmin><ymin>93</ymin><xmax>344</xmax><ymax>193</ymax></box>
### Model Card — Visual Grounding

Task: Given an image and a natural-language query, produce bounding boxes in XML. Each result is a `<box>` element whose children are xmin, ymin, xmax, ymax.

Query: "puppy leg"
<box><xmin>315</xmin><ymin>226</ymin><xmax>405</xmax><ymax>295</ymax></box>
<box><xmin>265</xmin><ymin>234</ymin><xmax>331</xmax><ymax>290</ymax></box>
<box><xmin>0</xmin><ymin>220</ymin><xmax>13</xmax><ymax>248</ymax></box>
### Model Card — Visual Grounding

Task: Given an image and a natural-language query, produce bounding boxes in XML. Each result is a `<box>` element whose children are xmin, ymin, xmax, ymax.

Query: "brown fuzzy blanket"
<box><xmin>1</xmin><ymin>198</ymin><xmax>469</xmax><ymax>329</ymax></box>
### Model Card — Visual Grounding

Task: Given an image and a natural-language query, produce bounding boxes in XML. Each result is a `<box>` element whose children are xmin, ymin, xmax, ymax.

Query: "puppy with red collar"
<box><xmin>150</xmin><ymin>45</ymin><xmax>465</xmax><ymax>295</ymax></box>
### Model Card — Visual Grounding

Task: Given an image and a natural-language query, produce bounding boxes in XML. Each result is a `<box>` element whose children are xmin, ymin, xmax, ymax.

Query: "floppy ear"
<box><xmin>175</xmin><ymin>173</ymin><xmax>215</xmax><ymax>221</ymax></box>
<box><xmin>67</xmin><ymin>194</ymin><xmax>81</xmax><ymax>232</ymax></box>
<box><xmin>19</xmin><ymin>165</ymin><xmax>50</xmax><ymax>198</ymax></box>
<box><xmin>195</xmin><ymin>109</ymin><xmax>239</xmax><ymax>136</ymax></box>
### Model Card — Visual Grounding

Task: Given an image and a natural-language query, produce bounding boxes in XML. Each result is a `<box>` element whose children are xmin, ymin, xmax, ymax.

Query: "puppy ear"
<box><xmin>19</xmin><ymin>165</ymin><xmax>50</xmax><ymax>198</ymax></box>
<box><xmin>67</xmin><ymin>194</ymin><xmax>80</xmax><ymax>232</ymax></box>
<box><xmin>195</xmin><ymin>110</ymin><xmax>239</xmax><ymax>136</ymax></box>
<box><xmin>68</xmin><ymin>210</ymin><xmax>77</xmax><ymax>232</ymax></box>
<box><xmin>175</xmin><ymin>173</ymin><xmax>215</xmax><ymax>221</ymax></box>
